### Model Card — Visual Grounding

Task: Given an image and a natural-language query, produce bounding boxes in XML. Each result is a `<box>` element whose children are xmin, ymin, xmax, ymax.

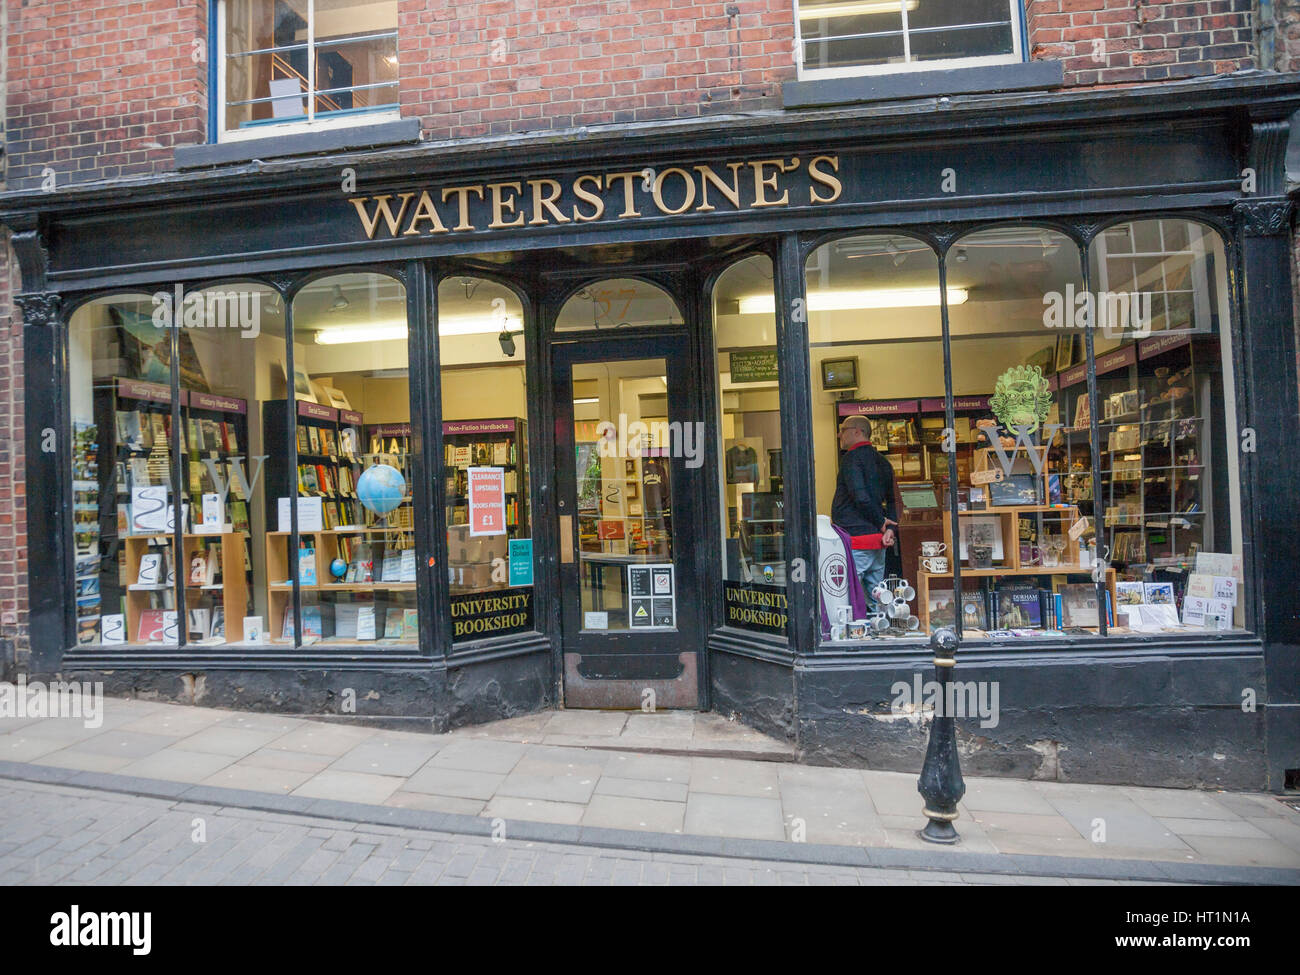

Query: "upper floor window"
<box><xmin>220</xmin><ymin>0</ymin><xmax>399</xmax><ymax>139</ymax></box>
<box><xmin>796</xmin><ymin>0</ymin><xmax>1022</xmax><ymax>78</ymax></box>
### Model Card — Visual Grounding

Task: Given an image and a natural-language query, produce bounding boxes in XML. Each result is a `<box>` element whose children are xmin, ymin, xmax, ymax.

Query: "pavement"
<box><xmin>2</xmin><ymin>696</ymin><xmax>1299</xmax><ymax>885</ymax></box>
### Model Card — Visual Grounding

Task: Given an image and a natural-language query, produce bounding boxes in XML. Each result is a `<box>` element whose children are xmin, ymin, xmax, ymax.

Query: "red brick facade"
<box><xmin>0</xmin><ymin>2</ymin><xmax>1293</xmax><ymax>669</ymax></box>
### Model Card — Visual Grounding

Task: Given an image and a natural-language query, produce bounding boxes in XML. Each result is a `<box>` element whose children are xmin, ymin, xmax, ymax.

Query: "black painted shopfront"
<box><xmin>6</xmin><ymin>74</ymin><xmax>1299</xmax><ymax>789</ymax></box>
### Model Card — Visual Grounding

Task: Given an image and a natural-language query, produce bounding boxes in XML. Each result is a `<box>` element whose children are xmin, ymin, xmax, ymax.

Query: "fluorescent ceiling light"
<box><xmin>314</xmin><ymin>324</ymin><xmax>407</xmax><ymax>345</ymax></box>
<box><xmin>573</xmin><ymin>397</ymin><xmax>600</xmax><ymax>405</ymax></box>
<box><xmin>737</xmin><ymin>288</ymin><xmax>969</xmax><ymax>315</ymax></box>
<box><xmin>312</xmin><ymin>315</ymin><xmax>524</xmax><ymax>344</ymax></box>
<box><xmin>799</xmin><ymin>1</ymin><xmax>917</xmax><ymax>20</ymax></box>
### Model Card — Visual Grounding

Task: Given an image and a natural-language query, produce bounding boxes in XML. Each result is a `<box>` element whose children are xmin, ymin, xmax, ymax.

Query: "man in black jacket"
<box><xmin>831</xmin><ymin>415</ymin><xmax>898</xmax><ymax>593</ymax></box>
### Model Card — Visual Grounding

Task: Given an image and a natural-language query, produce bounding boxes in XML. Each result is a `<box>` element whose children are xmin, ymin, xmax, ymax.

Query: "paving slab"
<box><xmin>594</xmin><ymin>776</ymin><xmax>689</xmax><ymax>803</ymax></box>
<box><xmin>1</xmin><ymin>736</ymin><xmax>81</xmax><ymax>762</ymax></box>
<box><xmin>329</xmin><ymin>738</ymin><xmax>444</xmax><ymax>777</ymax></box>
<box><xmin>173</xmin><ymin>725</ymin><xmax>292</xmax><ymax>759</ymax></box>
<box><xmin>685</xmin><ymin>793</ymin><xmax>785</xmax><ymax>840</ymax></box>
<box><xmin>425</xmin><ymin>739</ymin><xmax>527</xmax><ymax>774</ymax></box>
<box><xmin>292</xmin><ymin>770</ymin><xmax>405</xmax><ymax>805</ymax></box>
<box><xmin>238</xmin><ymin>748</ymin><xmax>338</xmax><ymax>774</ymax></box>
<box><xmin>691</xmin><ymin>757</ymin><xmax>781</xmax><ymax>798</ymax></box>
<box><xmin>68</xmin><ymin>730</ymin><xmax>178</xmax><ymax>760</ymax></box>
<box><xmin>33</xmin><ymin>748</ymin><xmax>135</xmax><ymax>773</ymax></box>
<box><xmin>581</xmin><ymin>795</ymin><xmax>685</xmax><ymax>833</ymax></box>
<box><xmin>541</xmin><ymin>711</ymin><xmax>629</xmax><ymax>738</ymax></box>
<box><xmin>201</xmin><ymin>763</ymin><xmax>317</xmax><ymax>794</ymax></box>
<box><xmin>403</xmin><ymin>766</ymin><xmax>506</xmax><ymax>801</ymax></box>
<box><xmin>483</xmin><ymin>796</ymin><xmax>586</xmax><ymax>825</ymax></box>
<box><xmin>267</xmin><ymin>723</ymin><xmax>378</xmax><ymax>757</ymax></box>
<box><xmin>119</xmin><ymin>748</ymin><xmax>237</xmax><ymax>784</ymax></box>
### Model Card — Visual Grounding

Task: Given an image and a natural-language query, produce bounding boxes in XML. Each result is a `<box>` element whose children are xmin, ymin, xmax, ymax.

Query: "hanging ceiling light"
<box><xmin>329</xmin><ymin>285</ymin><xmax>350</xmax><ymax>311</ymax></box>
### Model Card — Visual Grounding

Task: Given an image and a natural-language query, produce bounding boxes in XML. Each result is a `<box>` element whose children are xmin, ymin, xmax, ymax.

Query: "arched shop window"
<box><xmin>68</xmin><ymin>284</ymin><xmax>291</xmax><ymax>648</ymax></box>
<box><xmin>712</xmin><ymin>254</ymin><xmax>787</xmax><ymax>635</ymax></box>
<box><xmin>287</xmin><ymin>271</ymin><xmax>415</xmax><ymax>647</ymax></box>
<box><xmin>804</xmin><ymin>233</ymin><xmax>944</xmax><ymax>643</ymax></box>
<box><xmin>1086</xmin><ymin>219</ymin><xmax>1246</xmax><ymax>635</ymax></box>
<box><xmin>944</xmin><ymin>227</ymin><xmax>1097</xmax><ymax>639</ymax></box>
<box><xmin>554</xmin><ymin>277</ymin><xmax>682</xmax><ymax>331</ymax></box>
<box><xmin>437</xmin><ymin>276</ymin><xmax>534</xmax><ymax>643</ymax></box>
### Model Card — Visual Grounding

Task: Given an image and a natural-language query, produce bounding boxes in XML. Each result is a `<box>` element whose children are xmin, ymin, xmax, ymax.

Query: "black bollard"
<box><xmin>918</xmin><ymin>626</ymin><xmax>965</xmax><ymax>844</ymax></box>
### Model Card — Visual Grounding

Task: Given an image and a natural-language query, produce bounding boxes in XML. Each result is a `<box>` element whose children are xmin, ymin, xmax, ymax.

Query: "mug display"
<box><xmin>920</xmin><ymin>541</ymin><xmax>947</xmax><ymax>557</ymax></box>
<box><xmin>921</xmin><ymin>556</ymin><xmax>949</xmax><ymax>573</ymax></box>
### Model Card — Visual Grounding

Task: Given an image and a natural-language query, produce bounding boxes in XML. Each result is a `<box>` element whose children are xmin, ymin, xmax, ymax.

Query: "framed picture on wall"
<box><xmin>1054</xmin><ymin>333</ymin><xmax>1076</xmax><ymax>372</ymax></box>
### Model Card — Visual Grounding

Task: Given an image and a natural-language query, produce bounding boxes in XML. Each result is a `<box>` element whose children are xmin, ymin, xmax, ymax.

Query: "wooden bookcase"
<box><xmin>123</xmin><ymin>531</ymin><xmax>250</xmax><ymax>643</ymax></box>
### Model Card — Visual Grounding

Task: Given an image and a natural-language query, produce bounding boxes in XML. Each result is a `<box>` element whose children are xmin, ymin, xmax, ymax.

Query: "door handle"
<box><xmin>560</xmin><ymin>515</ymin><xmax>574</xmax><ymax>564</ymax></box>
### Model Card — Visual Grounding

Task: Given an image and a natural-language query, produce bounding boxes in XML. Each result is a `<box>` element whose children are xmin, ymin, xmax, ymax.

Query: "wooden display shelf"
<box><xmin>943</xmin><ymin>504</ymin><xmax>1085</xmax><ymax>575</ymax></box>
<box><xmin>265</xmin><ymin>529</ymin><xmax>417</xmax><ymax>640</ymax></box>
<box><xmin>916</xmin><ymin>566</ymin><xmax>1118</xmax><ymax>632</ymax></box>
<box><xmin>123</xmin><ymin>531</ymin><xmax>250</xmax><ymax>644</ymax></box>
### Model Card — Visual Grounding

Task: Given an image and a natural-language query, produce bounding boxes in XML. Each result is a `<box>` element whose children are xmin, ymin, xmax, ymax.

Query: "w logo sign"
<box><xmin>983</xmin><ymin>425</ymin><xmax>1063</xmax><ymax>478</ymax></box>
<box><xmin>200</xmin><ymin>455</ymin><xmax>268</xmax><ymax>507</ymax></box>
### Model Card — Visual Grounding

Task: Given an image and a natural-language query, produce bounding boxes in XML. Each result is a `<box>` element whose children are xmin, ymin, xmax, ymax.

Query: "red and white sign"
<box><xmin>468</xmin><ymin>467</ymin><xmax>507</xmax><ymax>536</ymax></box>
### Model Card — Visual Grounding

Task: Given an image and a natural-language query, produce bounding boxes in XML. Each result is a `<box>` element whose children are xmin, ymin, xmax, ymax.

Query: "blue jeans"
<box><xmin>852</xmin><ymin>547</ymin><xmax>887</xmax><ymax>596</ymax></box>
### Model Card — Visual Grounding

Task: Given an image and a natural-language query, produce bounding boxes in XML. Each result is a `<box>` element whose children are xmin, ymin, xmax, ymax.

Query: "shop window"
<box><xmin>1087</xmin><ymin>220</ymin><xmax>1247</xmax><ymax>635</ymax></box>
<box><xmin>221</xmin><ymin>0</ymin><xmax>399</xmax><ymax>138</ymax></box>
<box><xmin>805</xmin><ymin>234</ymin><xmax>944</xmax><ymax>643</ymax></box>
<box><xmin>796</xmin><ymin>0</ymin><xmax>1022</xmax><ymax>78</ymax></box>
<box><xmin>283</xmin><ymin>271</ymin><xmax>417</xmax><ymax>646</ymax></box>
<box><xmin>68</xmin><ymin>285</ymin><xmax>288</xmax><ymax>648</ymax></box>
<box><xmin>554</xmin><ymin>278</ymin><xmax>683</xmax><ymax>331</ymax></box>
<box><xmin>944</xmin><ymin>227</ymin><xmax>1098</xmax><ymax>640</ymax></box>
<box><xmin>712</xmin><ymin>255</ymin><xmax>788</xmax><ymax>636</ymax></box>
<box><xmin>437</xmin><ymin>276</ymin><xmax>534</xmax><ymax>643</ymax></box>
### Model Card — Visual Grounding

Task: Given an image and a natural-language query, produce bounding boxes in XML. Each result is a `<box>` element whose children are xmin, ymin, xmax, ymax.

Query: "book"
<box><xmin>299</xmin><ymin>547</ymin><xmax>318</xmax><ymax>586</ymax></box>
<box><xmin>380</xmin><ymin>548</ymin><xmax>402</xmax><ymax>583</ymax></box>
<box><xmin>1116</xmin><ymin>581</ymin><xmax>1145</xmax><ymax>605</ymax></box>
<box><xmin>1060</xmin><ymin>584</ymin><xmax>1101</xmax><ymax>628</ymax></box>
<box><xmin>137</xmin><ymin>552</ymin><xmax>163</xmax><ymax>586</ymax></box>
<box><xmin>356</xmin><ymin>606</ymin><xmax>377</xmax><ymax>640</ymax></box>
<box><xmin>335</xmin><ymin>604</ymin><xmax>360</xmax><ymax>639</ymax></box>
<box><xmin>383</xmin><ymin>608</ymin><xmax>404</xmax><ymax>640</ymax></box>
<box><xmin>1143</xmin><ymin>582</ymin><xmax>1175</xmax><ymax>605</ymax></box>
<box><xmin>996</xmin><ymin>585</ymin><xmax>1043</xmax><ymax>629</ymax></box>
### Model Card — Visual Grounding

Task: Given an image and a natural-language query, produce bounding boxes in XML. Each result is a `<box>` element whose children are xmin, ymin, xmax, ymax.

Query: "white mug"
<box><xmin>920</xmin><ymin>541</ymin><xmax>947</xmax><ymax>557</ymax></box>
<box><xmin>871</xmin><ymin>584</ymin><xmax>892</xmax><ymax>605</ymax></box>
<box><xmin>922</xmin><ymin>556</ymin><xmax>949</xmax><ymax>573</ymax></box>
<box><xmin>890</xmin><ymin>598</ymin><xmax>910</xmax><ymax>619</ymax></box>
<box><xmin>835</xmin><ymin>605</ymin><xmax>852</xmax><ymax>625</ymax></box>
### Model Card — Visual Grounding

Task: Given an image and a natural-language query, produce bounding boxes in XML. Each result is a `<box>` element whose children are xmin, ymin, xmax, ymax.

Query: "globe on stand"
<box><xmin>357</xmin><ymin>463</ymin><xmax>407</xmax><ymax>528</ymax></box>
<box><xmin>329</xmin><ymin>558</ymin><xmax>348</xmax><ymax>582</ymax></box>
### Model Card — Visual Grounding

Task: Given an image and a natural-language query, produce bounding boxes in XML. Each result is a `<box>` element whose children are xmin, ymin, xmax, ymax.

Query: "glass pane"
<box><xmin>177</xmin><ymin>282</ymin><xmax>285</xmax><ymax>646</ymax></box>
<box><xmin>806</xmin><ymin>234</ymin><xmax>942</xmax><ymax>643</ymax></box>
<box><xmin>437</xmin><ymin>277</ymin><xmax>534</xmax><ymax>643</ymax></box>
<box><xmin>286</xmin><ymin>272</ymin><xmax>416</xmax><ymax>646</ymax></box>
<box><xmin>908</xmin><ymin>0</ymin><xmax>1015</xmax><ymax>62</ymax></box>
<box><xmin>800</xmin><ymin>1</ymin><xmax>904</xmax><ymax>71</ymax></box>
<box><xmin>1089</xmin><ymin>220</ymin><xmax>1247</xmax><ymax>634</ymax></box>
<box><xmin>69</xmin><ymin>294</ymin><xmax>180</xmax><ymax>647</ymax></box>
<box><xmin>573</xmin><ymin>358</ymin><xmax>674</xmax><ymax>632</ymax></box>
<box><xmin>225</xmin><ymin>0</ymin><xmax>311</xmax><ymax>129</ymax></box>
<box><xmin>713</xmin><ymin>256</ymin><xmax>786</xmax><ymax>631</ymax></box>
<box><xmin>554</xmin><ymin>278</ymin><xmax>683</xmax><ymax>331</ymax></box>
<box><xmin>313</xmin><ymin>0</ymin><xmax>399</xmax><ymax>115</ymax></box>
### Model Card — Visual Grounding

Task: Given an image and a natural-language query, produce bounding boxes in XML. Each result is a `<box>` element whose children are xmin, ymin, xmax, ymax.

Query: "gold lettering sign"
<box><xmin>350</xmin><ymin>154</ymin><xmax>842</xmax><ymax>240</ymax></box>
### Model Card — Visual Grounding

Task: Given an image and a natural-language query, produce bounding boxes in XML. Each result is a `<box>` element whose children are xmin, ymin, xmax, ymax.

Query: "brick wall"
<box><xmin>400</xmin><ymin>0</ymin><xmax>794</xmax><ymax>140</ymax></box>
<box><xmin>3</xmin><ymin>0</ymin><xmax>208</xmax><ymax>192</ymax></box>
<box><xmin>0</xmin><ymin>238</ymin><xmax>25</xmax><ymax>674</ymax></box>
<box><xmin>1026</xmin><ymin>0</ymin><xmax>1256</xmax><ymax>86</ymax></box>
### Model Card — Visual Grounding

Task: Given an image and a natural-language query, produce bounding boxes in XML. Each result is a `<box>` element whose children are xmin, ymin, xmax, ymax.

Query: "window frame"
<box><xmin>216</xmin><ymin>0</ymin><xmax>401</xmax><ymax>144</ymax></box>
<box><xmin>793</xmin><ymin>0</ymin><xmax>1025</xmax><ymax>81</ymax></box>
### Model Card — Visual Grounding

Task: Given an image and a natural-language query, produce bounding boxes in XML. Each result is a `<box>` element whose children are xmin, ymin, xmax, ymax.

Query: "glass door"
<box><xmin>553</xmin><ymin>335</ymin><xmax>702</xmax><ymax>708</ymax></box>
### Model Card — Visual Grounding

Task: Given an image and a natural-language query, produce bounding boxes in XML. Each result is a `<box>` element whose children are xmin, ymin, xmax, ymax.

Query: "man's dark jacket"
<box><xmin>831</xmin><ymin>442</ymin><xmax>898</xmax><ymax>536</ymax></box>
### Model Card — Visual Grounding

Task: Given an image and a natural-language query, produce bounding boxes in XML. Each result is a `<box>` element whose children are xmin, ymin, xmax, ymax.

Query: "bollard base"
<box><xmin>920</xmin><ymin>818</ymin><xmax>961</xmax><ymax>844</ymax></box>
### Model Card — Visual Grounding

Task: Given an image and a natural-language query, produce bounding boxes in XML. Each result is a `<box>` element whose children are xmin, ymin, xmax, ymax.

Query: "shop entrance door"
<box><xmin>553</xmin><ymin>336</ymin><xmax>703</xmax><ymax>709</ymax></box>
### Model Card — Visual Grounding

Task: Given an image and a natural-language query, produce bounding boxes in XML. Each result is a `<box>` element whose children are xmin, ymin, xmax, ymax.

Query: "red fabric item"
<box><xmin>850</xmin><ymin>533</ymin><xmax>885</xmax><ymax>550</ymax></box>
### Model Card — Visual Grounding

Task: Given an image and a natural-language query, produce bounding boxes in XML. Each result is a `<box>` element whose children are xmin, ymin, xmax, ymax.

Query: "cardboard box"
<box><xmin>448</xmin><ymin>561</ymin><xmax>505</xmax><ymax>591</ymax></box>
<box><xmin>447</xmin><ymin>525</ymin><xmax>509</xmax><ymax>563</ymax></box>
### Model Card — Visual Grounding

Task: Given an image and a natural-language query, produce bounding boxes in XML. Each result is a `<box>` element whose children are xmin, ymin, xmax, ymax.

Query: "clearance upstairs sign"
<box><xmin>349</xmin><ymin>154</ymin><xmax>843</xmax><ymax>239</ymax></box>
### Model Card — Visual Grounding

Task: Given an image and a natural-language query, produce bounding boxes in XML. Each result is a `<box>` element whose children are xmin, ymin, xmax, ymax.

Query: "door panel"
<box><xmin>553</xmin><ymin>336</ymin><xmax>701</xmax><ymax>708</ymax></box>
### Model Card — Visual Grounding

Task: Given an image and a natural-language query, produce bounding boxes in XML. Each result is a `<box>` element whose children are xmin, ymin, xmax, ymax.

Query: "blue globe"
<box><xmin>357</xmin><ymin>463</ymin><xmax>406</xmax><ymax>516</ymax></box>
<box><xmin>329</xmin><ymin>558</ymin><xmax>347</xmax><ymax>581</ymax></box>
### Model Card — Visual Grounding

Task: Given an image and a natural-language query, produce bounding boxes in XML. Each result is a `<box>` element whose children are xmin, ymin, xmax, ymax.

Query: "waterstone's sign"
<box><xmin>350</xmin><ymin>155</ymin><xmax>843</xmax><ymax>239</ymax></box>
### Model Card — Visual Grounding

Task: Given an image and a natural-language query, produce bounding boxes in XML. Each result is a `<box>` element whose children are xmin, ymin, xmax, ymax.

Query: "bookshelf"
<box><xmin>443</xmin><ymin>417</ymin><xmax>529</xmax><ymax>537</ymax></box>
<box><xmin>264</xmin><ymin>528</ymin><xmax>418</xmax><ymax>644</ymax></box>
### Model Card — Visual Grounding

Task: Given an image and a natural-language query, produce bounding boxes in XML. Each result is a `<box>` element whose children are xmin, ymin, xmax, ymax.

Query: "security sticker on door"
<box><xmin>628</xmin><ymin>563</ymin><xmax>675</xmax><ymax>629</ymax></box>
